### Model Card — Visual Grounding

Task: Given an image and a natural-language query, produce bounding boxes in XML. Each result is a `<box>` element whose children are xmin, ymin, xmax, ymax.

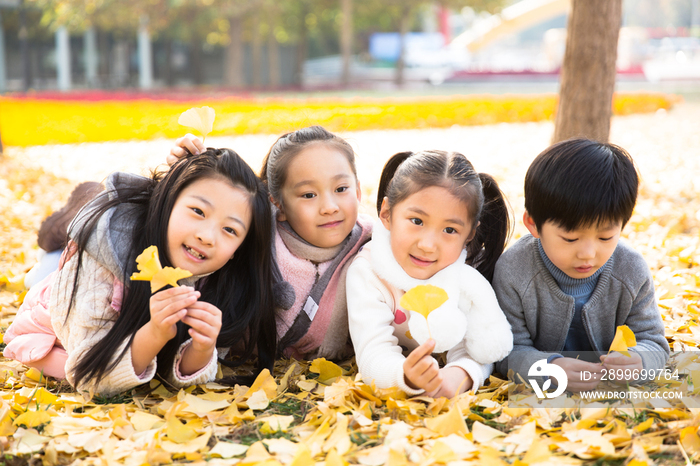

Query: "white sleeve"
<box><xmin>170</xmin><ymin>340</ymin><xmax>219</xmax><ymax>387</ymax></box>
<box><xmin>459</xmin><ymin>265</ymin><xmax>513</xmax><ymax>365</ymax></box>
<box><xmin>50</xmin><ymin>253</ymin><xmax>156</xmax><ymax>398</ymax></box>
<box><xmin>444</xmin><ymin>344</ymin><xmax>493</xmax><ymax>390</ymax></box>
<box><xmin>346</xmin><ymin>257</ymin><xmax>422</xmax><ymax>396</ymax></box>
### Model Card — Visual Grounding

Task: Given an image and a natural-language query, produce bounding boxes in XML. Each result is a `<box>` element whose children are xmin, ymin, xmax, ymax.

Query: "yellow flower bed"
<box><xmin>0</xmin><ymin>93</ymin><xmax>678</xmax><ymax>147</ymax></box>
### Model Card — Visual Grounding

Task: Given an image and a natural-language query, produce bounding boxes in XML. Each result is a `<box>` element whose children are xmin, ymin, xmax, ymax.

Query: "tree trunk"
<box><xmin>268</xmin><ymin>22</ymin><xmax>280</xmax><ymax>88</ymax></box>
<box><xmin>224</xmin><ymin>15</ymin><xmax>244</xmax><ymax>88</ymax></box>
<box><xmin>251</xmin><ymin>15</ymin><xmax>263</xmax><ymax>87</ymax></box>
<box><xmin>164</xmin><ymin>37</ymin><xmax>174</xmax><ymax>87</ymax></box>
<box><xmin>99</xmin><ymin>32</ymin><xmax>110</xmax><ymax>87</ymax></box>
<box><xmin>553</xmin><ymin>0</ymin><xmax>622</xmax><ymax>143</ymax></box>
<box><xmin>294</xmin><ymin>3</ymin><xmax>308</xmax><ymax>86</ymax></box>
<box><xmin>394</xmin><ymin>5</ymin><xmax>411</xmax><ymax>87</ymax></box>
<box><xmin>340</xmin><ymin>0</ymin><xmax>353</xmax><ymax>87</ymax></box>
<box><xmin>19</xmin><ymin>0</ymin><xmax>31</xmax><ymax>91</ymax></box>
<box><xmin>191</xmin><ymin>38</ymin><xmax>203</xmax><ymax>85</ymax></box>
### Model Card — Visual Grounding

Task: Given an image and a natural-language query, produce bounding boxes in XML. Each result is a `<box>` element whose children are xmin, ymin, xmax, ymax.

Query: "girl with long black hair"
<box><xmin>4</xmin><ymin>149</ymin><xmax>277</xmax><ymax>398</ymax></box>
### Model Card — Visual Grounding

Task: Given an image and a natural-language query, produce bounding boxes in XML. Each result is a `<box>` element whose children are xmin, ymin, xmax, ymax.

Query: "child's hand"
<box><xmin>600</xmin><ymin>352</ymin><xmax>643</xmax><ymax>382</ymax></box>
<box><xmin>403</xmin><ymin>339</ymin><xmax>442</xmax><ymax>393</ymax></box>
<box><xmin>167</xmin><ymin>134</ymin><xmax>205</xmax><ymax>166</ymax></box>
<box><xmin>181</xmin><ymin>301</ymin><xmax>222</xmax><ymax>354</ymax></box>
<box><xmin>552</xmin><ymin>357</ymin><xmax>602</xmax><ymax>392</ymax></box>
<box><xmin>426</xmin><ymin>366</ymin><xmax>473</xmax><ymax>399</ymax></box>
<box><xmin>147</xmin><ymin>286</ymin><xmax>199</xmax><ymax>343</ymax></box>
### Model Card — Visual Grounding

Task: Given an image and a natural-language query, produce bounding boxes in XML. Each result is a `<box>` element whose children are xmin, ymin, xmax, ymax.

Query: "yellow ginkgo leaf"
<box><xmin>309</xmin><ymin>358</ymin><xmax>343</xmax><ymax>384</ymax></box>
<box><xmin>165</xmin><ymin>416</ymin><xmax>198</xmax><ymax>444</ymax></box>
<box><xmin>399</xmin><ymin>284</ymin><xmax>448</xmax><ymax>319</ymax></box>
<box><xmin>14</xmin><ymin>410</ymin><xmax>51</xmax><ymax>428</ymax></box>
<box><xmin>130</xmin><ymin>245</ymin><xmax>192</xmax><ymax>293</ymax></box>
<box><xmin>178</xmin><ymin>106</ymin><xmax>215</xmax><ymax>142</ymax></box>
<box><xmin>151</xmin><ymin>267</ymin><xmax>194</xmax><ymax>294</ymax></box>
<box><xmin>608</xmin><ymin>325</ymin><xmax>637</xmax><ymax>357</ymax></box>
<box><xmin>130</xmin><ymin>245</ymin><xmax>161</xmax><ymax>281</ymax></box>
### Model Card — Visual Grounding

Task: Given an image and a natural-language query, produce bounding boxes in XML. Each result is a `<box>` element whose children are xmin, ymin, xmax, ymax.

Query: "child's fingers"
<box><xmin>182</xmin><ymin>311</ymin><xmax>221</xmax><ymax>332</ymax></box>
<box><xmin>600</xmin><ymin>352</ymin><xmax>641</xmax><ymax>367</ymax></box>
<box><xmin>152</xmin><ymin>286</ymin><xmax>199</xmax><ymax>301</ymax></box>
<box><xmin>188</xmin><ymin>327</ymin><xmax>216</xmax><ymax>346</ymax></box>
<box><xmin>182</xmin><ymin>313</ymin><xmax>220</xmax><ymax>338</ymax></box>
<box><xmin>405</xmin><ymin>339</ymin><xmax>436</xmax><ymax>366</ymax></box>
<box><xmin>176</xmin><ymin>134</ymin><xmax>204</xmax><ymax>155</ymax></box>
<box><xmin>160</xmin><ymin>308</ymin><xmax>187</xmax><ymax>328</ymax></box>
<box><xmin>166</xmin><ymin>152</ymin><xmax>184</xmax><ymax>166</ymax></box>
<box><xmin>151</xmin><ymin>288</ymin><xmax>199</xmax><ymax>308</ymax></box>
<box><xmin>422</xmin><ymin>368</ymin><xmax>442</xmax><ymax>394</ymax></box>
<box><xmin>186</xmin><ymin>301</ymin><xmax>222</xmax><ymax>317</ymax></box>
<box><xmin>413</xmin><ymin>355</ymin><xmax>439</xmax><ymax>377</ymax></box>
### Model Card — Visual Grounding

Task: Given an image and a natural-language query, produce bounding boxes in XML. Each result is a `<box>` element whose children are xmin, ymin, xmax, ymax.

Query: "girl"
<box><xmin>170</xmin><ymin>126</ymin><xmax>373</xmax><ymax>360</ymax></box>
<box><xmin>4</xmin><ymin>149</ymin><xmax>277</xmax><ymax>398</ymax></box>
<box><xmin>346</xmin><ymin>150</ymin><xmax>513</xmax><ymax>398</ymax></box>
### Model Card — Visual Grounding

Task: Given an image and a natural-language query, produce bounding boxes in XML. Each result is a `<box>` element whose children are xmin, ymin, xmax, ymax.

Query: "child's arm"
<box><xmin>51</xmin><ymin>253</ymin><xmax>160</xmax><ymax>397</ymax></box>
<box><xmin>442</xmin><ymin>343</ymin><xmax>493</xmax><ymax>394</ymax></box>
<box><xmin>551</xmin><ymin>357</ymin><xmax>604</xmax><ymax>392</ymax></box>
<box><xmin>403</xmin><ymin>339</ymin><xmax>442</xmax><ymax>394</ymax></box>
<box><xmin>346</xmin><ymin>258</ymin><xmax>425</xmax><ymax>395</ymax></box>
<box><xmin>613</xmin><ymin>263</ymin><xmax>670</xmax><ymax>372</ymax></box>
<box><xmin>599</xmin><ymin>253</ymin><xmax>669</xmax><ymax>381</ymax></box>
<box><xmin>492</xmin><ymin>260</ymin><xmax>564</xmax><ymax>381</ymax></box>
<box><xmin>131</xmin><ymin>286</ymin><xmax>199</xmax><ymax>374</ymax></box>
<box><xmin>167</xmin><ymin>134</ymin><xmax>205</xmax><ymax>165</ymax></box>
<box><xmin>178</xmin><ymin>300</ymin><xmax>222</xmax><ymax>375</ymax></box>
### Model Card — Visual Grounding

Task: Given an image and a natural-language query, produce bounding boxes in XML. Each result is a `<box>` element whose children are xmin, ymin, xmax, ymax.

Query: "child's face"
<box><xmin>380</xmin><ymin>186</ymin><xmax>473</xmax><ymax>280</ymax></box>
<box><xmin>524</xmin><ymin>213</ymin><xmax>622</xmax><ymax>279</ymax></box>
<box><xmin>167</xmin><ymin>177</ymin><xmax>252</xmax><ymax>277</ymax></box>
<box><xmin>277</xmin><ymin>143</ymin><xmax>361</xmax><ymax>248</ymax></box>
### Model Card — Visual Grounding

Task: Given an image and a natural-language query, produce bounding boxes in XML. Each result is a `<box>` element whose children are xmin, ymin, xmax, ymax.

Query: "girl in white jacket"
<box><xmin>347</xmin><ymin>150</ymin><xmax>513</xmax><ymax>398</ymax></box>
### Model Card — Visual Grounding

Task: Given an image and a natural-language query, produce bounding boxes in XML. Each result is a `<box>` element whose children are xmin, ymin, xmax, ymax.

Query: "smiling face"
<box><xmin>524</xmin><ymin>212</ymin><xmax>621</xmax><ymax>279</ymax></box>
<box><xmin>276</xmin><ymin>143</ymin><xmax>361</xmax><ymax>248</ymax></box>
<box><xmin>380</xmin><ymin>186</ymin><xmax>473</xmax><ymax>280</ymax></box>
<box><xmin>167</xmin><ymin>176</ymin><xmax>252</xmax><ymax>277</ymax></box>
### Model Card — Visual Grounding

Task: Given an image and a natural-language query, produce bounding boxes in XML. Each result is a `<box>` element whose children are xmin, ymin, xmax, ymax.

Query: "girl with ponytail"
<box><xmin>347</xmin><ymin>150</ymin><xmax>514</xmax><ymax>398</ymax></box>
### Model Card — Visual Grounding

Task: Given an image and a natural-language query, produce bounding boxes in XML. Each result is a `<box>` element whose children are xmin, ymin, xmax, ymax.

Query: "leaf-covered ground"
<box><xmin>1</xmin><ymin>103</ymin><xmax>699</xmax><ymax>465</ymax></box>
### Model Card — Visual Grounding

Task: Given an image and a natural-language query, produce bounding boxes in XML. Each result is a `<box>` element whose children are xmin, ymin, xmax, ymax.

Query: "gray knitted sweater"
<box><xmin>493</xmin><ymin>234</ymin><xmax>670</xmax><ymax>380</ymax></box>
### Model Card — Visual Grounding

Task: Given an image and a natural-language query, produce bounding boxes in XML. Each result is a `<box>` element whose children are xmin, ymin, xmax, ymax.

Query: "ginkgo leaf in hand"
<box><xmin>178</xmin><ymin>106</ymin><xmax>215</xmax><ymax>142</ymax></box>
<box><xmin>130</xmin><ymin>245</ymin><xmax>192</xmax><ymax>293</ymax></box>
<box><xmin>608</xmin><ymin>325</ymin><xmax>637</xmax><ymax>357</ymax></box>
<box><xmin>130</xmin><ymin>245</ymin><xmax>161</xmax><ymax>282</ymax></box>
<box><xmin>399</xmin><ymin>284</ymin><xmax>449</xmax><ymax>319</ymax></box>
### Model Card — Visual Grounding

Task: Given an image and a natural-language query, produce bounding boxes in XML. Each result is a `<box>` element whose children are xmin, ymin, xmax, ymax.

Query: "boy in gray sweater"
<box><xmin>494</xmin><ymin>139</ymin><xmax>670</xmax><ymax>392</ymax></box>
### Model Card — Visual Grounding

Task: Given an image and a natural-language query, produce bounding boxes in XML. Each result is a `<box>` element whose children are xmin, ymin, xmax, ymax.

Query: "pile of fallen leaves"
<box><xmin>0</xmin><ymin>142</ymin><xmax>699</xmax><ymax>465</ymax></box>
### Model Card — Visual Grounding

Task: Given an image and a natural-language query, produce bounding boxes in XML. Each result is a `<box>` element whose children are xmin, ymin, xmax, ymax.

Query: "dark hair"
<box><xmin>377</xmin><ymin>150</ymin><xmax>512</xmax><ymax>282</ymax></box>
<box><xmin>65</xmin><ymin>149</ymin><xmax>277</xmax><ymax>390</ymax></box>
<box><xmin>260</xmin><ymin>125</ymin><xmax>356</xmax><ymax>206</ymax></box>
<box><xmin>524</xmin><ymin>138</ymin><xmax>639</xmax><ymax>232</ymax></box>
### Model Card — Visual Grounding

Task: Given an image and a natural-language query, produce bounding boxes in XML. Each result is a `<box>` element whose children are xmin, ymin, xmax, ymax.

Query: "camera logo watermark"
<box><xmin>529</xmin><ymin>359</ymin><xmax>568</xmax><ymax>399</ymax></box>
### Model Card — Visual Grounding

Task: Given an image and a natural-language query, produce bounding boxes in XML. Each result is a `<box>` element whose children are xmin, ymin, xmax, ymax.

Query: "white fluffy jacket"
<box><xmin>346</xmin><ymin>219</ymin><xmax>513</xmax><ymax>395</ymax></box>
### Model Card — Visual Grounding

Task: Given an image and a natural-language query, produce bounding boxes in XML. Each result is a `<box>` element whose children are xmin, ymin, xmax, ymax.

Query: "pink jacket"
<box><xmin>3</xmin><ymin>248</ymin><xmax>123</xmax><ymax>379</ymax></box>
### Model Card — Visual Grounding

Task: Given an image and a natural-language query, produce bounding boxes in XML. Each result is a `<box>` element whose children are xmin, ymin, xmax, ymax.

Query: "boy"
<box><xmin>494</xmin><ymin>138</ymin><xmax>670</xmax><ymax>392</ymax></box>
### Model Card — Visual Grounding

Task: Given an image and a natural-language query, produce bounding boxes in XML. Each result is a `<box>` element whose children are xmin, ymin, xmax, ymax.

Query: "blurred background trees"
<box><xmin>0</xmin><ymin>0</ymin><xmax>697</xmax><ymax>94</ymax></box>
<box><xmin>0</xmin><ymin>0</ymin><xmax>510</xmax><ymax>91</ymax></box>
